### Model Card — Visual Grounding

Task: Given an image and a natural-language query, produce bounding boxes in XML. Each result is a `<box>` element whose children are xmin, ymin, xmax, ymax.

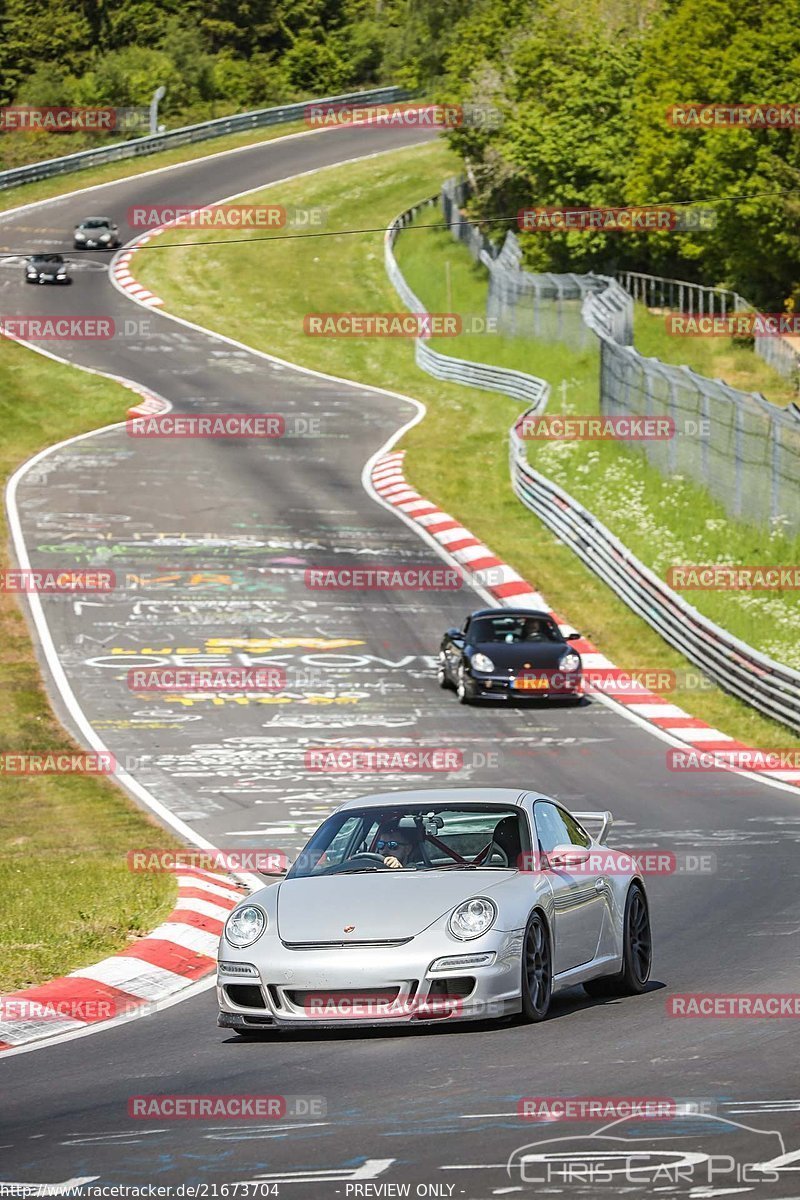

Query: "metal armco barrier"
<box><xmin>386</xmin><ymin>190</ymin><xmax>800</xmax><ymax>733</ymax></box>
<box><xmin>0</xmin><ymin>86</ymin><xmax>410</xmax><ymax>191</ymax></box>
<box><xmin>509</xmin><ymin>409</ymin><xmax>800</xmax><ymax>732</ymax></box>
<box><xmin>384</xmin><ymin>198</ymin><xmax>550</xmax><ymax>413</ymax></box>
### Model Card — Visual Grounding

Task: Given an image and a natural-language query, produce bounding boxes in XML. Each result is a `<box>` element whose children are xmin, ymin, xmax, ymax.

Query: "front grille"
<box><xmin>285</xmin><ymin>987</ymin><xmax>401</xmax><ymax>1008</ymax></box>
<box><xmin>225</xmin><ymin>983</ymin><xmax>267</xmax><ymax>1009</ymax></box>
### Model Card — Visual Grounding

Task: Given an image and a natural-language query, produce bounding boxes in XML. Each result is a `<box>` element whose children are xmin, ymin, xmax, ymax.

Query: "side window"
<box><xmin>534</xmin><ymin>802</ymin><xmax>571</xmax><ymax>853</ymax></box>
<box><xmin>461</xmin><ymin>617</ymin><xmax>471</xmax><ymax>636</ymax></box>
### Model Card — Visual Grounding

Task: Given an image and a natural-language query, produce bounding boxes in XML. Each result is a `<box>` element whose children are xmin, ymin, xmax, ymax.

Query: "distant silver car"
<box><xmin>217</xmin><ymin>788</ymin><xmax>652</xmax><ymax>1033</ymax></box>
<box><xmin>73</xmin><ymin>216</ymin><xmax>120</xmax><ymax>249</ymax></box>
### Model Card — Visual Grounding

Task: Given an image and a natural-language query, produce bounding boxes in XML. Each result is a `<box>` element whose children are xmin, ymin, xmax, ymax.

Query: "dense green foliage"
<box><xmin>1</xmin><ymin>0</ymin><xmax>797</xmax><ymax>303</ymax></box>
<box><xmin>440</xmin><ymin>0</ymin><xmax>800</xmax><ymax>307</ymax></box>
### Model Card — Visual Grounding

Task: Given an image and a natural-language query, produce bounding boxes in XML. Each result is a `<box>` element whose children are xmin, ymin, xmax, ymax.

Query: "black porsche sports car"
<box><xmin>73</xmin><ymin>217</ymin><xmax>120</xmax><ymax>249</ymax></box>
<box><xmin>24</xmin><ymin>254</ymin><xmax>71</xmax><ymax>284</ymax></box>
<box><xmin>438</xmin><ymin>608</ymin><xmax>583</xmax><ymax>704</ymax></box>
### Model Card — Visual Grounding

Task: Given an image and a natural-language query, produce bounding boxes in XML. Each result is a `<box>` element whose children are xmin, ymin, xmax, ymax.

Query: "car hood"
<box><xmin>469</xmin><ymin>641</ymin><xmax>571</xmax><ymax>670</ymax></box>
<box><xmin>30</xmin><ymin>262</ymin><xmax>64</xmax><ymax>273</ymax></box>
<box><xmin>275</xmin><ymin>870</ymin><xmax>514</xmax><ymax>942</ymax></box>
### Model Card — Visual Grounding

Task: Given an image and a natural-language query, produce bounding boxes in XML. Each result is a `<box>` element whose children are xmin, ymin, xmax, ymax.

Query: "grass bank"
<box><xmin>0</xmin><ymin>345</ymin><xmax>180</xmax><ymax>991</ymax></box>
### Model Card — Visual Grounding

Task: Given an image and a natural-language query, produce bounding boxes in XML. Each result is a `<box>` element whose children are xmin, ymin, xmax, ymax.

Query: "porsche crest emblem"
<box><xmin>343</xmin><ymin>925</ymin><xmax>356</xmax><ymax>933</ymax></box>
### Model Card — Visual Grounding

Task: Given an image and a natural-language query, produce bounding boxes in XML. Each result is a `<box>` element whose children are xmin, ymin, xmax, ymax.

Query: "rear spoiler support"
<box><xmin>572</xmin><ymin>810</ymin><xmax>613</xmax><ymax>843</ymax></box>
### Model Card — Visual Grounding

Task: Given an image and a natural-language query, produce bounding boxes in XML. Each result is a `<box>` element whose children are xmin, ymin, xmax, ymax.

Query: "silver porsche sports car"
<box><xmin>217</xmin><ymin>788</ymin><xmax>652</xmax><ymax>1033</ymax></box>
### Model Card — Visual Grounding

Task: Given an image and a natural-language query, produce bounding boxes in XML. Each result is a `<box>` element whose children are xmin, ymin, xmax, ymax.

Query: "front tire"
<box><xmin>584</xmin><ymin>883</ymin><xmax>651</xmax><ymax>998</ymax></box>
<box><xmin>456</xmin><ymin>664</ymin><xmax>473</xmax><ymax>705</ymax></box>
<box><xmin>437</xmin><ymin>654</ymin><xmax>451</xmax><ymax>690</ymax></box>
<box><xmin>520</xmin><ymin>911</ymin><xmax>552</xmax><ymax>1021</ymax></box>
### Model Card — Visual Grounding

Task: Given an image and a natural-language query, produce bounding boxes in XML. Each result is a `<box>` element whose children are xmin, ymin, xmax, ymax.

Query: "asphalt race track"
<box><xmin>1</xmin><ymin>123</ymin><xmax>800</xmax><ymax>1197</ymax></box>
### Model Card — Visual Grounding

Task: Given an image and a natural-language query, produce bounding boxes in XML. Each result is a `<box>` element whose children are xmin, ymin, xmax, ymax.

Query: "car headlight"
<box><xmin>99</xmin><ymin>233</ymin><xmax>111</xmax><ymax>242</ymax></box>
<box><xmin>75</xmin><ymin>232</ymin><xmax>86</xmax><ymax>240</ymax></box>
<box><xmin>471</xmin><ymin>652</ymin><xmax>495</xmax><ymax>673</ymax></box>
<box><xmin>558</xmin><ymin>651</ymin><xmax>581</xmax><ymax>673</ymax></box>
<box><xmin>449</xmin><ymin>897</ymin><xmax>497</xmax><ymax>940</ymax></box>
<box><xmin>224</xmin><ymin>905</ymin><xmax>266</xmax><ymax>948</ymax></box>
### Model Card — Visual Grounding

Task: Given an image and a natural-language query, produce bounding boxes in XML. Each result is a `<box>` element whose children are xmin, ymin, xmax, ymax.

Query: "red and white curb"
<box><xmin>371</xmin><ymin>450</ymin><xmax>800</xmax><ymax>788</ymax></box>
<box><xmin>126</xmin><ymin>387</ymin><xmax>171</xmax><ymax>420</ymax></box>
<box><xmin>0</xmin><ymin>868</ymin><xmax>246</xmax><ymax>1051</ymax></box>
<box><xmin>112</xmin><ymin>232</ymin><xmax>165</xmax><ymax>307</ymax></box>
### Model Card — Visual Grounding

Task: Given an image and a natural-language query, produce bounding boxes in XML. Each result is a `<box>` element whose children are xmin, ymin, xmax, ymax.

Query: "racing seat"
<box><xmin>489</xmin><ymin>815</ymin><xmax>522</xmax><ymax>868</ymax></box>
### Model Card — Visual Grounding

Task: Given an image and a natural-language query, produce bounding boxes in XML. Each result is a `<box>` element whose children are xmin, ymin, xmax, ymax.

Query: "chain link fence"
<box><xmin>441</xmin><ymin>177</ymin><xmax>800</xmax><ymax>534</ymax></box>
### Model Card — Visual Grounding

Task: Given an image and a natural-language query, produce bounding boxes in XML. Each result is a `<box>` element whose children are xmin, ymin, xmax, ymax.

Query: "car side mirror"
<box><xmin>259</xmin><ymin>863</ymin><xmax>290</xmax><ymax>878</ymax></box>
<box><xmin>549</xmin><ymin>844</ymin><xmax>591</xmax><ymax>869</ymax></box>
<box><xmin>446</xmin><ymin>627</ymin><xmax>464</xmax><ymax>641</ymax></box>
<box><xmin>565</xmin><ymin>631</ymin><xmax>582</xmax><ymax>641</ymax></box>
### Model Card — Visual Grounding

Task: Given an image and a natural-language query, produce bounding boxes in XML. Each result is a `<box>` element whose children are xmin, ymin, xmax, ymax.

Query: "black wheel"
<box><xmin>456</xmin><ymin>664</ymin><xmax>473</xmax><ymax>705</ymax></box>
<box><xmin>584</xmin><ymin>883</ymin><xmax>651</xmax><ymax>998</ymax></box>
<box><xmin>437</xmin><ymin>654</ymin><xmax>451</xmax><ymax>689</ymax></box>
<box><xmin>520</xmin><ymin>911</ymin><xmax>552</xmax><ymax>1021</ymax></box>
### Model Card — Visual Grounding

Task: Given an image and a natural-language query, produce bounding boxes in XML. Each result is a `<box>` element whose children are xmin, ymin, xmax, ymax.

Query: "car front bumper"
<box><xmin>217</xmin><ymin>927</ymin><xmax>525</xmax><ymax>1028</ymax></box>
<box><xmin>467</xmin><ymin>672</ymin><xmax>583</xmax><ymax>700</ymax></box>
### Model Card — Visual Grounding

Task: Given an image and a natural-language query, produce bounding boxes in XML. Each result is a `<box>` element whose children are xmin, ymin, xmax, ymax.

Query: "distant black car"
<box><xmin>73</xmin><ymin>217</ymin><xmax>120</xmax><ymax>249</ymax></box>
<box><xmin>24</xmin><ymin>254</ymin><xmax>71</xmax><ymax>284</ymax></box>
<box><xmin>439</xmin><ymin>608</ymin><xmax>583</xmax><ymax>704</ymax></box>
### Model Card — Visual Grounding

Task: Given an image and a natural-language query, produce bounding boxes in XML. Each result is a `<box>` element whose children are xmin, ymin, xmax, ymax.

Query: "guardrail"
<box><xmin>0</xmin><ymin>86</ymin><xmax>411</xmax><ymax>192</ymax></box>
<box><xmin>509</xmin><ymin>408</ymin><xmax>800</xmax><ymax>732</ymax></box>
<box><xmin>384</xmin><ymin>197</ymin><xmax>550</xmax><ymax>412</ymax></box>
<box><xmin>386</xmin><ymin>189</ymin><xmax>800</xmax><ymax>733</ymax></box>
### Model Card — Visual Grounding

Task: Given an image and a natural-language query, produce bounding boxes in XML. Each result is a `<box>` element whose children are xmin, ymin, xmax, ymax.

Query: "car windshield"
<box><xmin>287</xmin><ymin>805</ymin><xmax>526</xmax><ymax>877</ymax></box>
<box><xmin>31</xmin><ymin>254</ymin><xmax>64</xmax><ymax>263</ymax></box>
<box><xmin>470</xmin><ymin>615</ymin><xmax>563</xmax><ymax>644</ymax></box>
<box><xmin>81</xmin><ymin>219</ymin><xmax>111</xmax><ymax>228</ymax></box>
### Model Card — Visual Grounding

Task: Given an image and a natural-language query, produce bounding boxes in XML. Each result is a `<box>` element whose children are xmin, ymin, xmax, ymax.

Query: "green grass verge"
<box><xmin>135</xmin><ymin>141</ymin><xmax>799</xmax><ymax>752</ymax></box>
<box><xmin>0</xmin><ymin>345</ymin><xmax>180</xmax><ymax>992</ymax></box>
<box><xmin>633</xmin><ymin>305</ymin><xmax>797</xmax><ymax>408</ymax></box>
